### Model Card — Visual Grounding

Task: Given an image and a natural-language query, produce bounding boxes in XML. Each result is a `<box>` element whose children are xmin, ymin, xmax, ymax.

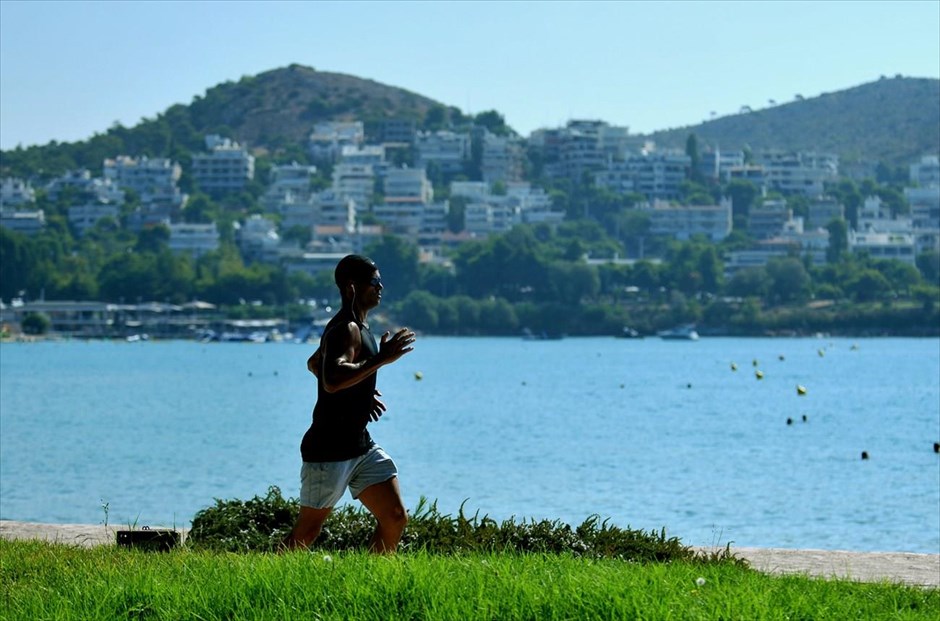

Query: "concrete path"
<box><xmin>2</xmin><ymin>520</ymin><xmax>937</xmax><ymax>588</ymax></box>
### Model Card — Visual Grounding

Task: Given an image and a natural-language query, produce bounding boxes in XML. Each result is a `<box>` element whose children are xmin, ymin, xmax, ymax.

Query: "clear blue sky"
<box><xmin>1</xmin><ymin>0</ymin><xmax>938</xmax><ymax>150</ymax></box>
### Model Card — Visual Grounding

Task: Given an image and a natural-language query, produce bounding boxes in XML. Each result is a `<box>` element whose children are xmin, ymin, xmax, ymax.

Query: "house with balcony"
<box><xmin>309</xmin><ymin>121</ymin><xmax>364</xmax><ymax>163</ymax></box>
<box><xmin>261</xmin><ymin>162</ymin><xmax>317</xmax><ymax>212</ymax></box>
<box><xmin>104</xmin><ymin>156</ymin><xmax>184</xmax><ymax>210</ymax></box>
<box><xmin>331</xmin><ymin>162</ymin><xmax>374</xmax><ymax>214</ymax></box>
<box><xmin>67</xmin><ymin>202</ymin><xmax>121</xmax><ymax>235</ymax></box>
<box><xmin>0</xmin><ymin>178</ymin><xmax>35</xmax><ymax>207</ymax></box>
<box><xmin>236</xmin><ymin>215</ymin><xmax>281</xmax><ymax>263</ymax></box>
<box><xmin>0</xmin><ymin>208</ymin><xmax>45</xmax><ymax>235</ymax></box>
<box><xmin>168</xmin><ymin>222</ymin><xmax>220</xmax><ymax>258</ymax></box>
<box><xmin>806</xmin><ymin>197</ymin><xmax>845</xmax><ymax>229</ymax></box>
<box><xmin>754</xmin><ymin>150</ymin><xmax>839</xmax><ymax>197</ymax></box>
<box><xmin>638</xmin><ymin>199</ymin><xmax>732</xmax><ymax>242</ymax></box>
<box><xmin>191</xmin><ymin>136</ymin><xmax>255</xmax><ymax>195</ymax></box>
<box><xmin>480</xmin><ymin>131</ymin><xmax>524</xmax><ymax>184</ymax></box>
<box><xmin>416</xmin><ymin>130</ymin><xmax>470</xmax><ymax>175</ymax></box>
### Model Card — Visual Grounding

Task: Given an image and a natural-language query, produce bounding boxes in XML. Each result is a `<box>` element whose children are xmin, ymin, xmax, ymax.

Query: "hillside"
<box><xmin>1</xmin><ymin>69</ymin><xmax>937</xmax><ymax>179</ymax></box>
<box><xmin>185</xmin><ymin>64</ymin><xmax>446</xmax><ymax>149</ymax></box>
<box><xmin>0</xmin><ymin>64</ymin><xmax>449</xmax><ymax>177</ymax></box>
<box><xmin>645</xmin><ymin>76</ymin><xmax>939</xmax><ymax>166</ymax></box>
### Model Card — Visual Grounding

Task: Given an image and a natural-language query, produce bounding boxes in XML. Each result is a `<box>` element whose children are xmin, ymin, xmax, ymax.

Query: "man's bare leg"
<box><xmin>283</xmin><ymin>505</ymin><xmax>331</xmax><ymax>550</ymax></box>
<box><xmin>357</xmin><ymin>477</ymin><xmax>408</xmax><ymax>553</ymax></box>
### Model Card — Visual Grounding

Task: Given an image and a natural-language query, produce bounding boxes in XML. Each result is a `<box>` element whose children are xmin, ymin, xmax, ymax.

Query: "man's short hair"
<box><xmin>334</xmin><ymin>254</ymin><xmax>377</xmax><ymax>288</ymax></box>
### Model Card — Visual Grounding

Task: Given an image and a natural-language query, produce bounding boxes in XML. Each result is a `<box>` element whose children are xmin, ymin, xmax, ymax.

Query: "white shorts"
<box><xmin>299</xmin><ymin>445</ymin><xmax>398</xmax><ymax>509</ymax></box>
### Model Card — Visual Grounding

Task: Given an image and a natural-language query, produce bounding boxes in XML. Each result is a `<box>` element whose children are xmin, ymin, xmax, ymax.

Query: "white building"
<box><xmin>754</xmin><ymin>150</ymin><xmax>839</xmax><ymax>197</ymax></box>
<box><xmin>480</xmin><ymin>131</ymin><xmax>524</xmax><ymax>184</ymax></box>
<box><xmin>699</xmin><ymin>149</ymin><xmax>746</xmax><ymax>181</ymax></box>
<box><xmin>237</xmin><ymin>215</ymin><xmax>281</xmax><ymax>263</ymax></box>
<box><xmin>450</xmin><ymin>181</ymin><xmax>489</xmax><ymax>202</ymax></box>
<box><xmin>806</xmin><ymin>197</ymin><xmax>845</xmax><ymax>229</ymax></box>
<box><xmin>262</xmin><ymin>162</ymin><xmax>318</xmax><ymax>213</ymax></box>
<box><xmin>910</xmin><ymin>155</ymin><xmax>940</xmax><ymax>187</ymax></box>
<box><xmin>0</xmin><ymin>178</ymin><xmax>35</xmax><ymax>207</ymax></box>
<box><xmin>168</xmin><ymin>222</ymin><xmax>219</xmax><ymax>258</ymax></box>
<box><xmin>104</xmin><ymin>156</ymin><xmax>183</xmax><ymax>204</ymax></box>
<box><xmin>309</xmin><ymin>121</ymin><xmax>364</xmax><ymax>162</ymax></box>
<box><xmin>313</xmin><ymin>190</ymin><xmax>356</xmax><ymax>231</ymax></box>
<box><xmin>849</xmin><ymin>231</ymin><xmax>917</xmax><ymax>265</ymax></box>
<box><xmin>384</xmin><ymin>167</ymin><xmax>433</xmax><ymax>204</ymax></box>
<box><xmin>595</xmin><ymin>152</ymin><xmax>691</xmax><ymax>201</ymax></box>
<box><xmin>0</xmin><ymin>208</ymin><xmax>45</xmax><ymax>235</ymax></box>
<box><xmin>68</xmin><ymin>203</ymin><xmax>121</xmax><ymax>235</ymax></box>
<box><xmin>331</xmin><ymin>163</ymin><xmax>374</xmax><ymax>213</ymax></box>
<box><xmin>415</xmin><ymin>130</ymin><xmax>470</xmax><ymax>175</ymax></box>
<box><xmin>748</xmin><ymin>199</ymin><xmax>793</xmax><ymax>239</ymax></box>
<box><xmin>191</xmin><ymin>136</ymin><xmax>255</xmax><ymax>194</ymax></box>
<box><xmin>639</xmin><ymin>199</ymin><xmax>732</xmax><ymax>242</ymax></box>
<box><xmin>340</xmin><ymin>145</ymin><xmax>388</xmax><ymax>179</ymax></box>
<box><xmin>464</xmin><ymin>201</ymin><xmax>520</xmax><ymax>237</ymax></box>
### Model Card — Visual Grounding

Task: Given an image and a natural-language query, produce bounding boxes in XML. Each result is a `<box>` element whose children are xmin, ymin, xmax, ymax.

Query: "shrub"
<box><xmin>187</xmin><ymin>487</ymin><xmax>737</xmax><ymax>565</ymax></box>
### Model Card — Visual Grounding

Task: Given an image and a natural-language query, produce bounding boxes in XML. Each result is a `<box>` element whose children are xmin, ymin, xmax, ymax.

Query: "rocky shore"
<box><xmin>2</xmin><ymin>520</ymin><xmax>937</xmax><ymax>587</ymax></box>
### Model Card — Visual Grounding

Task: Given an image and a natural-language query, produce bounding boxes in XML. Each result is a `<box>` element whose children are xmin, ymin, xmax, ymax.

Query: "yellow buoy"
<box><xmin>730</xmin><ymin>362</ymin><xmax>738</xmax><ymax>371</ymax></box>
<box><xmin>414</xmin><ymin>371</ymin><xmax>423</xmax><ymax>380</ymax></box>
<box><xmin>755</xmin><ymin>370</ymin><xmax>764</xmax><ymax>379</ymax></box>
<box><xmin>796</xmin><ymin>384</ymin><xmax>807</xmax><ymax>395</ymax></box>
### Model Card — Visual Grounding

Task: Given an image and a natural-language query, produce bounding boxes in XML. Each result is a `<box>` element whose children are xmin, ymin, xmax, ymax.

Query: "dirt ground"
<box><xmin>2</xmin><ymin>520</ymin><xmax>937</xmax><ymax>587</ymax></box>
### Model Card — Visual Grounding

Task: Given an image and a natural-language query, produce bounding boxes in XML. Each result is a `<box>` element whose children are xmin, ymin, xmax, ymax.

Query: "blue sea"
<box><xmin>1</xmin><ymin>336</ymin><xmax>938</xmax><ymax>553</ymax></box>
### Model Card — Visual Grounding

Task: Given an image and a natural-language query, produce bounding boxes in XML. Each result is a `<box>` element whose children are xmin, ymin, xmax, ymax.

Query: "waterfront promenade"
<box><xmin>2</xmin><ymin>520</ymin><xmax>937</xmax><ymax>588</ymax></box>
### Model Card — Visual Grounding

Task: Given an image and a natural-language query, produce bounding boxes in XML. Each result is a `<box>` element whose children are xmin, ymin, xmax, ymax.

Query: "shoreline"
<box><xmin>2</xmin><ymin>520</ymin><xmax>937</xmax><ymax>588</ymax></box>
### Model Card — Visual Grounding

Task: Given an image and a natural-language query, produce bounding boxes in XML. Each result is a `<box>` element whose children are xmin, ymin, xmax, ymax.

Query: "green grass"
<box><xmin>2</xmin><ymin>540</ymin><xmax>937</xmax><ymax>620</ymax></box>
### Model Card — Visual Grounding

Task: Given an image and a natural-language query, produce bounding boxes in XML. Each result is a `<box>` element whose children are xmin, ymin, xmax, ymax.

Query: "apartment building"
<box><xmin>191</xmin><ymin>136</ymin><xmax>255</xmax><ymax>194</ymax></box>
<box><xmin>910</xmin><ymin>155</ymin><xmax>940</xmax><ymax>187</ymax></box>
<box><xmin>340</xmin><ymin>145</ymin><xmax>388</xmax><ymax>179</ymax></box>
<box><xmin>480</xmin><ymin>131</ymin><xmax>524</xmax><ymax>184</ymax></box>
<box><xmin>168</xmin><ymin>222</ymin><xmax>220</xmax><ymax>258</ymax></box>
<box><xmin>104</xmin><ymin>156</ymin><xmax>184</xmax><ymax>208</ymax></box>
<box><xmin>806</xmin><ymin>197</ymin><xmax>845</xmax><ymax>229</ymax></box>
<box><xmin>415</xmin><ymin>130</ymin><xmax>470</xmax><ymax>175</ymax></box>
<box><xmin>699</xmin><ymin>149</ymin><xmax>746</xmax><ymax>181</ymax></box>
<box><xmin>0</xmin><ymin>178</ymin><xmax>35</xmax><ymax>207</ymax></box>
<box><xmin>309</xmin><ymin>121</ymin><xmax>364</xmax><ymax>162</ymax></box>
<box><xmin>331</xmin><ymin>163</ymin><xmax>375</xmax><ymax>214</ymax></box>
<box><xmin>748</xmin><ymin>199</ymin><xmax>793</xmax><ymax>239</ymax></box>
<box><xmin>849</xmin><ymin>231</ymin><xmax>917</xmax><ymax>265</ymax></box>
<box><xmin>236</xmin><ymin>215</ymin><xmax>281</xmax><ymax>263</ymax></box>
<box><xmin>595</xmin><ymin>152</ymin><xmax>691</xmax><ymax>201</ymax></box>
<box><xmin>383</xmin><ymin>167</ymin><xmax>433</xmax><ymax>204</ymax></box>
<box><xmin>314</xmin><ymin>190</ymin><xmax>356</xmax><ymax>231</ymax></box>
<box><xmin>261</xmin><ymin>162</ymin><xmax>317</xmax><ymax>211</ymax></box>
<box><xmin>379</xmin><ymin>119</ymin><xmax>416</xmax><ymax>145</ymax></box>
<box><xmin>68</xmin><ymin>203</ymin><xmax>121</xmax><ymax>235</ymax></box>
<box><xmin>754</xmin><ymin>150</ymin><xmax>839</xmax><ymax>197</ymax></box>
<box><xmin>0</xmin><ymin>208</ymin><xmax>45</xmax><ymax>235</ymax></box>
<box><xmin>638</xmin><ymin>199</ymin><xmax>732</xmax><ymax>242</ymax></box>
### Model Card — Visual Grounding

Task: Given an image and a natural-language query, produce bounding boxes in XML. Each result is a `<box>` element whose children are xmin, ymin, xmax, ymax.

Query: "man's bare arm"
<box><xmin>321</xmin><ymin>323</ymin><xmax>416</xmax><ymax>393</ymax></box>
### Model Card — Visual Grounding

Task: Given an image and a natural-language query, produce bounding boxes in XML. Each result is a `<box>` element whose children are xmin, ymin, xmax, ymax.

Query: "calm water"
<box><xmin>1</xmin><ymin>336</ymin><xmax>938</xmax><ymax>553</ymax></box>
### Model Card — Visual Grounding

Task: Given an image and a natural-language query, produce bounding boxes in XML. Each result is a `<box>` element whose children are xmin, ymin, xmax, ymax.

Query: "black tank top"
<box><xmin>300</xmin><ymin>311</ymin><xmax>378</xmax><ymax>462</ymax></box>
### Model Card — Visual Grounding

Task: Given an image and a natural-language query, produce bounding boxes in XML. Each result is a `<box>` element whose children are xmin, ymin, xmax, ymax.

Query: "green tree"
<box><xmin>685</xmin><ymin>133</ymin><xmax>702</xmax><ymax>184</ymax></box>
<box><xmin>21</xmin><ymin>312</ymin><xmax>51</xmax><ymax>335</ymax></box>
<box><xmin>398</xmin><ymin>290</ymin><xmax>439</xmax><ymax>332</ymax></box>
<box><xmin>845</xmin><ymin>269</ymin><xmax>892</xmax><ymax>302</ymax></box>
<box><xmin>765</xmin><ymin>257</ymin><xmax>810</xmax><ymax>304</ymax></box>
<box><xmin>825</xmin><ymin>219</ymin><xmax>848</xmax><ymax>263</ymax></box>
<box><xmin>365</xmin><ymin>236</ymin><xmax>420</xmax><ymax>299</ymax></box>
<box><xmin>916</xmin><ymin>250</ymin><xmax>940</xmax><ymax>284</ymax></box>
<box><xmin>723</xmin><ymin>179</ymin><xmax>759</xmax><ymax>231</ymax></box>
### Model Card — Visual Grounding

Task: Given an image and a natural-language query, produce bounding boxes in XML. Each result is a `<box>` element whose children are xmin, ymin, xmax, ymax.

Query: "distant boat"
<box><xmin>657</xmin><ymin>325</ymin><xmax>700</xmax><ymax>341</ymax></box>
<box><xmin>617</xmin><ymin>326</ymin><xmax>643</xmax><ymax>339</ymax></box>
<box><xmin>521</xmin><ymin>328</ymin><xmax>565</xmax><ymax>341</ymax></box>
